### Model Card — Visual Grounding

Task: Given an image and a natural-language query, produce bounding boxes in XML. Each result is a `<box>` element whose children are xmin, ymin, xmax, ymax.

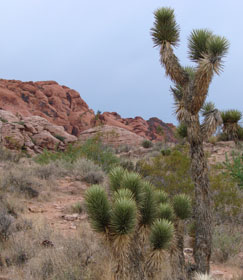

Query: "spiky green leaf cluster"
<box><xmin>154</xmin><ymin>189</ymin><xmax>169</xmax><ymax>204</ymax></box>
<box><xmin>151</xmin><ymin>7</ymin><xmax>180</xmax><ymax>47</ymax></box>
<box><xmin>150</xmin><ymin>219</ymin><xmax>174</xmax><ymax>250</ymax></box>
<box><xmin>139</xmin><ymin>181</ymin><xmax>157</xmax><ymax>227</ymax></box>
<box><xmin>109</xmin><ymin>166</ymin><xmax>126</xmax><ymax>192</ymax></box>
<box><xmin>188</xmin><ymin>29</ymin><xmax>213</xmax><ymax>62</ymax></box>
<box><xmin>85</xmin><ymin>185</ymin><xmax>111</xmax><ymax>233</ymax></box>
<box><xmin>121</xmin><ymin>172</ymin><xmax>143</xmax><ymax>204</ymax></box>
<box><xmin>173</xmin><ymin>194</ymin><xmax>192</xmax><ymax>220</ymax></box>
<box><xmin>157</xmin><ymin>203</ymin><xmax>174</xmax><ymax>221</ymax></box>
<box><xmin>111</xmin><ymin>198</ymin><xmax>137</xmax><ymax>235</ymax></box>
<box><xmin>207</xmin><ymin>35</ymin><xmax>229</xmax><ymax>59</ymax></box>
<box><xmin>113</xmin><ymin>188</ymin><xmax>134</xmax><ymax>201</ymax></box>
<box><xmin>221</xmin><ymin>110</ymin><xmax>242</xmax><ymax>124</ymax></box>
<box><xmin>201</xmin><ymin>101</ymin><xmax>215</xmax><ymax>116</ymax></box>
<box><xmin>188</xmin><ymin>29</ymin><xmax>229</xmax><ymax>62</ymax></box>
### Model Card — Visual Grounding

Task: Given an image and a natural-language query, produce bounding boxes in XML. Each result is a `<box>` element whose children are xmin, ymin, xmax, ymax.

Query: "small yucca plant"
<box><xmin>221</xmin><ymin>110</ymin><xmax>242</xmax><ymax>123</ymax></box>
<box><xmin>121</xmin><ymin>172</ymin><xmax>144</xmax><ymax>204</ymax></box>
<box><xmin>111</xmin><ymin>198</ymin><xmax>137</xmax><ymax>236</ymax></box>
<box><xmin>173</xmin><ymin>194</ymin><xmax>192</xmax><ymax>220</ymax></box>
<box><xmin>221</xmin><ymin>110</ymin><xmax>242</xmax><ymax>141</ymax></box>
<box><xmin>109</xmin><ymin>166</ymin><xmax>126</xmax><ymax>192</ymax></box>
<box><xmin>154</xmin><ymin>189</ymin><xmax>169</xmax><ymax>204</ymax></box>
<box><xmin>139</xmin><ymin>181</ymin><xmax>157</xmax><ymax>228</ymax></box>
<box><xmin>157</xmin><ymin>203</ymin><xmax>174</xmax><ymax>221</ymax></box>
<box><xmin>150</xmin><ymin>219</ymin><xmax>174</xmax><ymax>250</ymax></box>
<box><xmin>85</xmin><ymin>185</ymin><xmax>111</xmax><ymax>234</ymax></box>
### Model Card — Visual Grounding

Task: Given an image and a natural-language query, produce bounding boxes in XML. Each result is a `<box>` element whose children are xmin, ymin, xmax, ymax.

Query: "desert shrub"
<box><xmin>32</xmin><ymin>160</ymin><xmax>71</xmax><ymax>180</ymax></box>
<box><xmin>71</xmin><ymin>158</ymin><xmax>104</xmax><ymax>183</ymax></box>
<box><xmin>115</xmin><ymin>145</ymin><xmax>131</xmax><ymax>154</ymax></box>
<box><xmin>82</xmin><ymin>171</ymin><xmax>104</xmax><ymax>184</ymax></box>
<box><xmin>138</xmin><ymin>146</ymin><xmax>193</xmax><ymax>195</ymax></box>
<box><xmin>137</xmin><ymin>145</ymin><xmax>243</xmax><ymax>223</ymax></box>
<box><xmin>71</xmin><ymin>202</ymin><xmax>83</xmax><ymax>214</ymax></box>
<box><xmin>119</xmin><ymin>159</ymin><xmax>135</xmax><ymax>171</ymax></box>
<box><xmin>161</xmin><ymin>148</ymin><xmax>171</xmax><ymax>156</ymax></box>
<box><xmin>176</xmin><ymin>123</ymin><xmax>187</xmax><ymax>139</ymax></box>
<box><xmin>142</xmin><ymin>140</ymin><xmax>153</xmax><ymax>149</ymax></box>
<box><xmin>210</xmin><ymin>166</ymin><xmax>243</xmax><ymax>223</ymax></box>
<box><xmin>223</xmin><ymin>152</ymin><xmax>243</xmax><ymax>190</ymax></box>
<box><xmin>237</xmin><ymin>125</ymin><xmax>243</xmax><ymax>140</ymax></box>
<box><xmin>0</xmin><ymin>145</ymin><xmax>21</xmax><ymax>162</ymax></box>
<box><xmin>4</xmin><ymin>233</ymin><xmax>34</xmax><ymax>266</ymax></box>
<box><xmin>0</xmin><ymin>213</ymin><xmax>13</xmax><ymax>241</ymax></box>
<box><xmin>212</xmin><ymin>224</ymin><xmax>243</xmax><ymax>263</ymax></box>
<box><xmin>0</xmin><ymin>168</ymin><xmax>40</xmax><ymax>198</ymax></box>
<box><xmin>35</xmin><ymin>139</ymin><xmax>119</xmax><ymax>171</ymax></box>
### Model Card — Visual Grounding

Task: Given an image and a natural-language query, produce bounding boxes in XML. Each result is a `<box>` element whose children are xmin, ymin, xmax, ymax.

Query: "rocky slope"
<box><xmin>0</xmin><ymin>79</ymin><xmax>176</xmax><ymax>142</ymax></box>
<box><xmin>0</xmin><ymin>110</ymin><xmax>77</xmax><ymax>154</ymax></box>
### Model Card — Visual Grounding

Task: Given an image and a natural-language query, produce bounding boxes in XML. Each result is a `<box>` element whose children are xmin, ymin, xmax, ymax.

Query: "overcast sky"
<box><xmin>0</xmin><ymin>0</ymin><xmax>242</xmax><ymax>124</ymax></box>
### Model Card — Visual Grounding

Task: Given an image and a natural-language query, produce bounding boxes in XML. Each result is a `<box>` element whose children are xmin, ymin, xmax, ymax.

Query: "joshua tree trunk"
<box><xmin>187</xmin><ymin>116</ymin><xmax>212</xmax><ymax>273</ymax></box>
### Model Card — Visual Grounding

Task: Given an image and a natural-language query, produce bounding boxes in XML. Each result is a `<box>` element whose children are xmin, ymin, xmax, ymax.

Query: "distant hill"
<box><xmin>0</xmin><ymin>79</ymin><xmax>176</xmax><ymax>142</ymax></box>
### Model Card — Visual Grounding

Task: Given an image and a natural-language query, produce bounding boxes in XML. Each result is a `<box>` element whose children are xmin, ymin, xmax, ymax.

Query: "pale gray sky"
<box><xmin>0</xmin><ymin>0</ymin><xmax>242</xmax><ymax>123</ymax></box>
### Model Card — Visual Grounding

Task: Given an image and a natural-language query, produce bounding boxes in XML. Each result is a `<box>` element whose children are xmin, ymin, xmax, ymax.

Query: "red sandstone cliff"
<box><xmin>0</xmin><ymin>79</ymin><xmax>176</xmax><ymax>142</ymax></box>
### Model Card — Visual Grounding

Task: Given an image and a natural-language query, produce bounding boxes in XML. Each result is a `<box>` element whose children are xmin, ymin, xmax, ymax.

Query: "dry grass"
<box><xmin>1</xmin><ymin>219</ymin><xmax>113</xmax><ymax>280</ymax></box>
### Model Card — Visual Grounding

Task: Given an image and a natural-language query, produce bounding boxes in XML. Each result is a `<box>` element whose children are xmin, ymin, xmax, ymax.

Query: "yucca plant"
<box><xmin>85</xmin><ymin>169</ymin><xmax>192</xmax><ymax>279</ymax></box>
<box><xmin>154</xmin><ymin>189</ymin><xmax>169</xmax><ymax>204</ymax></box>
<box><xmin>172</xmin><ymin>194</ymin><xmax>192</xmax><ymax>279</ymax></box>
<box><xmin>85</xmin><ymin>185</ymin><xmax>111</xmax><ymax>234</ymax></box>
<box><xmin>120</xmin><ymin>172</ymin><xmax>144</xmax><ymax>204</ymax></box>
<box><xmin>157</xmin><ymin>203</ymin><xmax>174</xmax><ymax>221</ymax></box>
<box><xmin>151</xmin><ymin>7</ymin><xmax>229</xmax><ymax>273</ymax></box>
<box><xmin>145</xmin><ymin>219</ymin><xmax>174</xmax><ymax>278</ymax></box>
<box><xmin>221</xmin><ymin>110</ymin><xmax>242</xmax><ymax>141</ymax></box>
<box><xmin>109</xmin><ymin>166</ymin><xmax>127</xmax><ymax>192</ymax></box>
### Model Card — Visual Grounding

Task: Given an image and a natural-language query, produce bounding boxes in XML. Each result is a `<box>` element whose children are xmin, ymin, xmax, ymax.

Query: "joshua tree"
<box><xmin>151</xmin><ymin>8</ymin><xmax>229</xmax><ymax>273</ymax></box>
<box><xmin>85</xmin><ymin>167</ymin><xmax>191</xmax><ymax>279</ymax></box>
<box><xmin>221</xmin><ymin>109</ymin><xmax>242</xmax><ymax>141</ymax></box>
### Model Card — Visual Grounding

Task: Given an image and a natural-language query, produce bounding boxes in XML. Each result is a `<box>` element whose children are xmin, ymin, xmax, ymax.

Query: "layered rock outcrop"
<box><xmin>0</xmin><ymin>110</ymin><xmax>77</xmax><ymax>154</ymax></box>
<box><xmin>79</xmin><ymin>125</ymin><xmax>145</xmax><ymax>147</ymax></box>
<box><xmin>0</xmin><ymin>79</ymin><xmax>95</xmax><ymax>136</ymax></box>
<box><xmin>0</xmin><ymin>79</ymin><xmax>176</xmax><ymax>144</ymax></box>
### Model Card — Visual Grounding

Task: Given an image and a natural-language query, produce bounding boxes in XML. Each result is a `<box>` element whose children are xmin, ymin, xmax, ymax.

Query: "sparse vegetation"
<box><xmin>142</xmin><ymin>139</ymin><xmax>153</xmax><ymax>149</ymax></box>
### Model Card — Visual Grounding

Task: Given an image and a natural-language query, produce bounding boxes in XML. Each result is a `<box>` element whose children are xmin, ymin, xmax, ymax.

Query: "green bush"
<box><xmin>212</xmin><ymin>225</ymin><xmax>243</xmax><ymax>263</ymax></box>
<box><xmin>176</xmin><ymin>123</ymin><xmax>187</xmax><ymax>139</ymax></box>
<box><xmin>223</xmin><ymin>152</ymin><xmax>243</xmax><ymax>190</ymax></box>
<box><xmin>138</xmin><ymin>146</ymin><xmax>194</xmax><ymax>195</ymax></box>
<box><xmin>35</xmin><ymin>138</ymin><xmax>120</xmax><ymax>171</ymax></box>
<box><xmin>141</xmin><ymin>140</ymin><xmax>153</xmax><ymax>149</ymax></box>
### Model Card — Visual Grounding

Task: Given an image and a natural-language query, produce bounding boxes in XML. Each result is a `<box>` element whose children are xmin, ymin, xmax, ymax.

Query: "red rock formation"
<box><xmin>97</xmin><ymin>112</ymin><xmax>176</xmax><ymax>142</ymax></box>
<box><xmin>0</xmin><ymin>79</ymin><xmax>95</xmax><ymax>136</ymax></box>
<box><xmin>0</xmin><ymin>79</ymin><xmax>176</xmax><ymax>142</ymax></box>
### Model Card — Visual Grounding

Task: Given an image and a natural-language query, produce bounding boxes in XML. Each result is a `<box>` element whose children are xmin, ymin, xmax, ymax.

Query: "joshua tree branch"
<box><xmin>188</xmin><ymin>57</ymin><xmax>214</xmax><ymax>114</ymax></box>
<box><xmin>160</xmin><ymin>42</ymin><xmax>189</xmax><ymax>87</ymax></box>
